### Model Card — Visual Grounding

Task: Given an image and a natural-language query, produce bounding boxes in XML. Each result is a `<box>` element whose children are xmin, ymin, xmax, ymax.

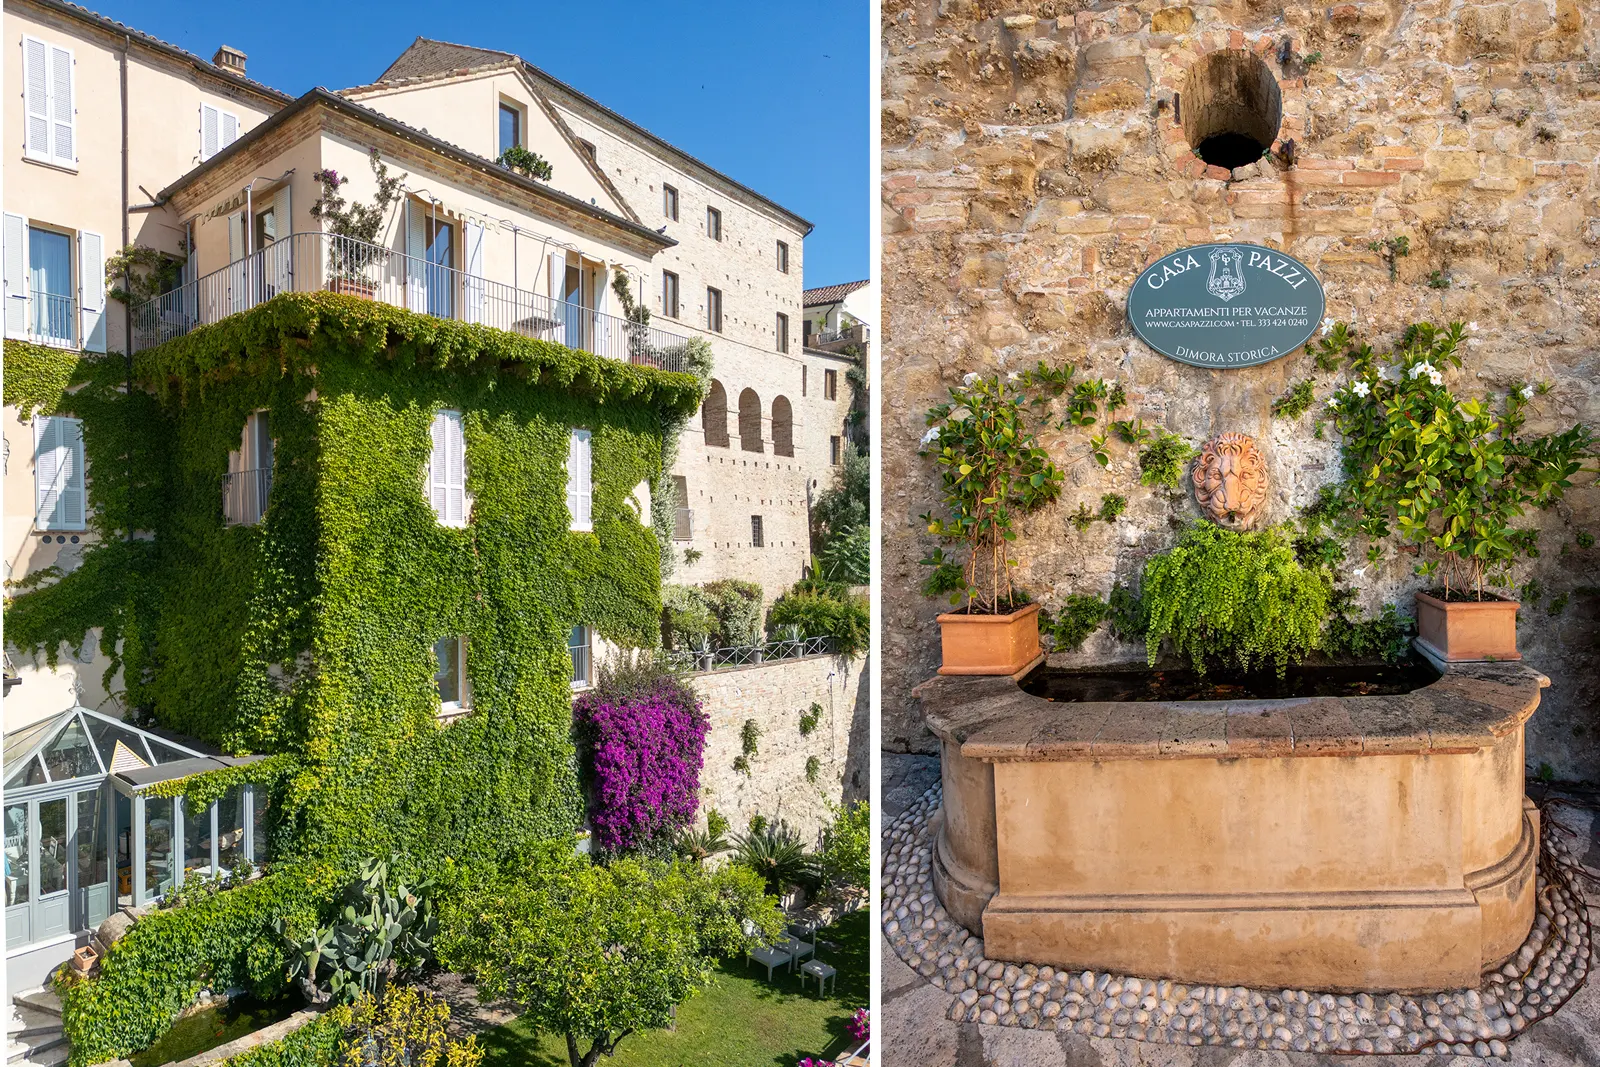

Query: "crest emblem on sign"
<box><xmin>1207</xmin><ymin>247</ymin><xmax>1247</xmax><ymax>302</ymax></box>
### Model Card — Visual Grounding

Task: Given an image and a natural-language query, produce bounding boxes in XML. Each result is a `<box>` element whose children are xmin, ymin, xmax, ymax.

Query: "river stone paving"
<box><xmin>880</xmin><ymin>755</ymin><xmax>1600</xmax><ymax>1066</ymax></box>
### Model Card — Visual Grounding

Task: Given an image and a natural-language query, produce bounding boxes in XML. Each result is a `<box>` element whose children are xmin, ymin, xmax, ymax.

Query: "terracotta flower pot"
<box><xmin>1414</xmin><ymin>590</ymin><xmax>1520</xmax><ymax>662</ymax></box>
<box><xmin>328</xmin><ymin>277</ymin><xmax>377</xmax><ymax>299</ymax></box>
<box><xmin>936</xmin><ymin>602</ymin><xmax>1042</xmax><ymax>676</ymax></box>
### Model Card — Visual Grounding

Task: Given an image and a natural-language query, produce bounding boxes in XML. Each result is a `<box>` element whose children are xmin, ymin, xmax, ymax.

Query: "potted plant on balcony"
<box><xmin>310</xmin><ymin>149</ymin><xmax>406</xmax><ymax>299</ymax></box>
<box><xmin>918</xmin><ymin>366</ymin><xmax>1069</xmax><ymax>674</ymax></box>
<box><xmin>496</xmin><ymin>144</ymin><xmax>554</xmax><ymax>181</ymax></box>
<box><xmin>1323</xmin><ymin>320</ymin><xmax>1596</xmax><ymax>661</ymax></box>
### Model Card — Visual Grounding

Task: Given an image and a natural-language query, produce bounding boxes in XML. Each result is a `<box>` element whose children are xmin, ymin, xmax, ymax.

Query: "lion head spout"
<box><xmin>1192</xmin><ymin>433</ymin><xmax>1268</xmax><ymax>530</ymax></box>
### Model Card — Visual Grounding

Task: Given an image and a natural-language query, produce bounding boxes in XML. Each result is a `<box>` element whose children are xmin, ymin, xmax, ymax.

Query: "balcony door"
<box><xmin>27</xmin><ymin>227</ymin><xmax>72</xmax><ymax>346</ymax></box>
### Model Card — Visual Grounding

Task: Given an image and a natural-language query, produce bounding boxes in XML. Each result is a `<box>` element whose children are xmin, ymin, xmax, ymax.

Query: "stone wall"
<box><xmin>693</xmin><ymin>651</ymin><xmax>870</xmax><ymax>844</ymax></box>
<box><xmin>881</xmin><ymin>0</ymin><xmax>1600</xmax><ymax>778</ymax></box>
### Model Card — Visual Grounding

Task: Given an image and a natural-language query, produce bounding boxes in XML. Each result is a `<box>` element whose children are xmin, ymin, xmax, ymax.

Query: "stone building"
<box><xmin>881</xmin><ymin>0</ymin><xmax>1600</xmax><ymax>778</ymax></box>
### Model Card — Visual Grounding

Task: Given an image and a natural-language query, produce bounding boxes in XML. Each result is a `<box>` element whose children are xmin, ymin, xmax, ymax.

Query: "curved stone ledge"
<box><xmin>912</xmin><ymin>660</ymin><xmax>1548</xmax><ymax>762</ymax></box>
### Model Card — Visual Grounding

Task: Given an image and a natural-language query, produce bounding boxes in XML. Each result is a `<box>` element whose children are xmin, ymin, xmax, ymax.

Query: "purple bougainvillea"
<box><xmin>576</xmin><ymin>679</ymin><xmax>709</xmax><ymax>852</ymax></box>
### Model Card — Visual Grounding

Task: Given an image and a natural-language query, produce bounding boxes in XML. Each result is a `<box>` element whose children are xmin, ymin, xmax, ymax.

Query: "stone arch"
<box><xmin>772</xmin><ymin>395</ymin><xmax>794</xmax><ymax>458</ymax></box>
<box><xmin>702</xmin><ymin>379</ymin><xmax>729</xmax><ymax>448</ymax></box>
<box><xmin>738</xmin><ymin>388</ymin><xmax>764</xmax><ymax>453</ymax></box>
<box><xmin>1182</xmin><ymin>50</ymin><xmax>1283</xmax><ymax>170</ymax></box>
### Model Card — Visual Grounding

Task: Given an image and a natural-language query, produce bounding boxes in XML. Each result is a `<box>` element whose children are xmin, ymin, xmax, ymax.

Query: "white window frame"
<box><xmin>567</xmin><ymin>428</ymin><xmax>593</xmax><ymax>532</ymax></box>
<box><xmin>224</xmin><ymin>411</ymin><xmax>274</xmax><ymax>526</ymax></box>
<box><xmin>22</xmin><ymin>36</ymin><xmax>76</xmax><ymax>170</ymax></box>
<box><xmin>427</xmin><ymin>410</ymin><xmax>468</xmax><ymax>528</ymax></box>
<box><xmin>434</xmin><ymin>634</ymin><xmax>469</xmax><ymax>714</ymax></box>
<box><xmin>200</xmin><ymin>103</ymin><xmax>241</xmax><ymax>163</ymax></box>
<box><xmin>34</xmin><ymin>415</ymin><xmax>86</xmax><ymax>532</ymax></box>
<box><xmin>569</xmin><ymin>625</ymin><xmax>593</xmax><ymax>690</ymax></box>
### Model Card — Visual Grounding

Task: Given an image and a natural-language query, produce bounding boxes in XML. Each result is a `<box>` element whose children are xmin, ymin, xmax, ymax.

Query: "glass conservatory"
<box><xmin>3</xmin><ymin>707</ymin><xmax>269</xmax><ymax>967</ymax></box>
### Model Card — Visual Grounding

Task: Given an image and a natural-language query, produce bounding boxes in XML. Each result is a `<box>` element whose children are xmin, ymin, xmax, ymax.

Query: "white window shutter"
<box><xmin>227</xmin><ymin>211</ymin><xmax>243</xmax><ymax>263</ymax></box>
<box><xmin>201</xmin><ymin>104</ymin><xmax>219</xmax><ymax>161</ymax></box>
<box><xmin>405</xmin><ymin>201</ymin><xmax>426</xmax><ymax>310</ymax></box>
<box><xmin>221</xmin><ymin>111</ymin><xmax>239</xmax><ymax>150</ymax></box>
<box><xmin>4</xmin><ymin>213</ymin><xmax>28</xmax><ymax>338</ymax></box>
<box><xmin>23</xmin><ymin>37</ymin><xmax>49</xmax><ymax>161</ymax></box>
<box><xmin>568</xmin><ymin>428</ymin><xmax>592</xmax><ymax>530</ymax></box>
<box><xmin>35</xmin><ymin>416</ymin><xmax>83</xmax><ymax>530</ymax></box>
<box><xmin>48</xmin><ymin>45</ymin><xmax>74</xmax><ymax>168</ymax></box>
<box><xmin>463</xmin><ymin>222</ymin><xmax>484</xmax><ymax>323</ymax></box>
<box><xmin>428</xmin><ymin>412</ymin><xmax>447</xmax><ymax>517</ymax></box>
<box><xmin>78</xmin><ymin>230</ymin><xmax>106</xmax><ymax>353</ymax></box>
<box><xmin>429</xmin><ymin>411</ymin><xmax>465</xmax><ymax>526</ymax></box>
<box><xmin>268</xmin><ymin>184</ymin><xmax>292</xmax><ymax>295</ymax></box>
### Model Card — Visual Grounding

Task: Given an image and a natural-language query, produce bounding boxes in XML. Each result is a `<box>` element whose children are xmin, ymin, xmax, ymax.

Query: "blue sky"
<box><xmin>103</xmin><ymin>0</ymin><xmax>869</xmax><ymax>287</ymax></box>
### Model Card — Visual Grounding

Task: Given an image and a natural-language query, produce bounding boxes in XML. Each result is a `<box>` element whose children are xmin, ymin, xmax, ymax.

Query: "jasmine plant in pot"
<box><xmin>1320</xmin><ymin>320</ymin><xmax>1596</xmax><ymax>661</ymax></box>
<box><xmin>918</xmin><ymin>365</ymin><xmax>1069</xmax><ymax>674</ymax></box>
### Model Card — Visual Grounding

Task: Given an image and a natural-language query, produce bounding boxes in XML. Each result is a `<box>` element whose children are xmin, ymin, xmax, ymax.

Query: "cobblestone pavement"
<box><xmin>880</xmin><ymin>754</ymin><xmax>1600</xmax><ymax>1067</ymax></box>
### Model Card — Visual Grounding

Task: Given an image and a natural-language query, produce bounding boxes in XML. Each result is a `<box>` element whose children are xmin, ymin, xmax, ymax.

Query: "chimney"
<box><xmin>213</xmin><ymin>45</ymin><xmax>247</xmax><ymax>76</ymax></box>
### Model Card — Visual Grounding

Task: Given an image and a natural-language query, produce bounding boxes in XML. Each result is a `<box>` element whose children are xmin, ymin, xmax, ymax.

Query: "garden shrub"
<box><xmin>220</xmin><ymin>1005</ymin><xmax>351</xmax><ymax>1067</ymax></box>
<box><xmin>1039</xmin><ymin>594</ymin><xmax>1112</xmax><ymax>652</ymax></box>
<box><xmin>702</xmin><ymin>579</ymin><xmax>763</xmax><ymax>646</ymax></box>
<box><xmin>1141</xmin><ymin>521</ymin><xmax>1330</xmax><ymax>675</ymax></box>
<box><xmin>57</xmin><ymin>864</ymin><xmax>335</xmax><ymax>1067</ymax></box>
<box><xmin>765</xmin><ymin>587</ymin><xmax>869</xmax><ymax>657</ymax></box>
<box><xmin>733</xmin><ymin>820</ymin><xmax>817</xmax><ymax>895</ymax></box>
<box><xmin>817</xmin><ymin>801</ymin><xmax>869</xmax><ymax>890</ymax></box>
<box><xmin>575</xmin><ymin>668</ymin><xmax>708</xmax><ymax>854</ymax></box>
<box><xmin>336</xmin><ymin>986</ymin><xmax>482</xmax><ymax>1067</ymax></box>
<box><xmin>661</xmin><ymin>583</ymin><xmax>715</xmax><ymax>648</ymax></box>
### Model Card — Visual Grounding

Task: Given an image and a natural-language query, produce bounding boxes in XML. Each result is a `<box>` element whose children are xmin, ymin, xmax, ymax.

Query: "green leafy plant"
<box><xmin>661</xmin><ymin>583</ymin><xmax>715</xmax><ymax>649</ymax></box>
<box><xmin>683</xmin><ymin>548</ymin><xmax>702</xmax><ymax>565</ymax></box>
<box><xmin>805</xmin><ymin>755</ymin><xmax>821</xmax><ymax>784</ymax></box>
<box><xmin>1070</xmin><ymin>502</ymin><xmax>1095</xmax><ymax>532</ymax></box>
<box><xmin>1271</xmin><ymin>378</ymin><xmax>1317</xmax><ymax>419</ymax></box>
<box><xmin>1321</xmin><ymin>321</ymin><xmax>1596</xmax><ymax>598</ymax></box>
<box><xmin>496</xmin><ymin>143</ymin><xmax>554</xmax><ymax>181</ymax></box>
<box><xmin>437</xmin><ymin>847</ymin><xmax>782</xmax><ymax>1067</ymax></box>
<box><xmin>818</xmin><ymin>523</ymin><xmax>870</xmax><ymax>584</ymax></box>
<box><xmin>704</xmin><ymin>809</ymin><xmax>730</xmax><ymax>839</ymax></box>
<box><xmin>1039</xmin><ymin>594</ymin><xmax>1111</xmax><ymax>652</ymax></box>
<box><xmin>704</xmin><ymin>579</ymin><xmax>764</xmax><ymax>646</ymax></box>
<box><xmin>747</xmin><ymin>814</ymin><xmax>768</xmax><ymax>834</ymax></box>
<box><xmin>918</xmin><ymin>369</ymin><xmax>1067</xmax><ymax>613</ymax></box>
<box><xmin>310</xmin><ymin>151</ymin><xmax>407</xmax><ymax>278</ymax></box>
<box><xmin>1065</xmin><ymin>378</ymin><xmax>1108</xmax><ymax>427</ymax></box>
<box><xmin>1577</xmin><ymin>531</ymin><xmax>1595</xmax><ymax>549</ymax></box>
<box><xmin>1099</xmin><ymin>493</ymin><xmax>1127</xmax><ymax>523</ymax></box>
<box><xmin>1141</xmin><ymin>522</ymin><xmax>1331</xmax><ymax>675</ymax></box>
<box><xmin>338</xmin><ymin>986</ymin><xmax>483</xmax><ymax>1067</ymax></box>
<box><xmin>1323</xmin><ymin>598</ymin><xmax>1414</xmax><ymax>663</ymax></box>
<box><xmin>1111</xmin><ymin>417</ymin><xmax>1152</xmax><ymax>446</ymax></box>
<box><xmin>733</xmin><ymin>820</ymin><xmax>817</xmax><ymax>895</ymax></box>
<box><xmin>106</xmin><ymin>243</ymin><xmax>185</xmax><ymax>306</ymax></box>
<box><xmin>673</xmin><ymin>826</ymin><xmax>730</xmax><ymax>864</ymax></box>
<box><xmin>816</xmin><ymin>801</ymin><xmax>869</xmax><ymax>890</ymax></box>
<box><xmin>1369</xmin><ymin>235</ymin><xmax>1410</xmax><ymax>281</ymax></box>
<box><xmin>1138</xmin><ymin>429</ymin><xmax>1196</xmax><ymax>489</ymax></box>
<box><xmin>740</xmin><ymin>719</ymin><xmax>761</xmax><ymax>758</ymax></box>
<box><xmin>813</xmin><ymin>446</ymin><xmax>869</xmax><ymax>579</ymax></box>
<box><xmin>765</xmin><ymin>586</ymin><xmax>869</xmax><ymax>657</ymax></box>
<box><xmin>799</xmin><ymin>702</ymin><xmax>823</xmax><ymax>735</ymax></box>
<box><xmin>1427</xmin><ymin>270</ymin><xmax>1451</xmax><ymax>289</ymax></box>
<box><xmin>1548</xmin><ymin>592</ymin><xmax>1569</xmax><ymax>617</ymax></box>
<box><xmin>731</xmin><ymin>755</ymin><xmax>751</xmax><ymax>776</ymax></box>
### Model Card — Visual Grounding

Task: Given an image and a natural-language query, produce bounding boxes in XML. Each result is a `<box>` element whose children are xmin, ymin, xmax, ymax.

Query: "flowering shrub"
<box><xmin>847</xmin><ymin>1007</ymin><xmax>870</xmax><ymax>1044</ymax></box>
<box><xmin>1319</xmin><ymin>321</ymin><xmax>1596</xmax><ymax>598</ymax></box>
<box><xmin>576</xmin><ymin>670</ymin><xmax>709</xmax><ymax>853</ymax></box>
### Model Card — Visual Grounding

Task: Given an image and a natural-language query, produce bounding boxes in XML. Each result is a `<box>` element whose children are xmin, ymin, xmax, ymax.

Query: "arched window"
<box><xmin>738</xmin><ymin>388</ymin><xmax>764</xmax><ymax>453</ymax></box>
<box><xmin>701</xmin><ymin>380</ymin><xmax>729</xmax><ymax>448</ymax></box>
<box><xmin>771</xmin><ymin>396</ymin><xmax>794</xmax><ymax>458</ymax></box>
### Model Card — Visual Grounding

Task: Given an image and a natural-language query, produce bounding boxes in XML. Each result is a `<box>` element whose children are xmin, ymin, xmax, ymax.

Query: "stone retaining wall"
<box><xmin>693</xmin><ymin>652</ymin><xmax>870</xmax><ymax>843</ymax></box>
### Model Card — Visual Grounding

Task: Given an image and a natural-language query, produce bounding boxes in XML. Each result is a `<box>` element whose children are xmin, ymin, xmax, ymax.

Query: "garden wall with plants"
<box><xmin>881</xmin><ymin>1</ymin><xmax>1600</xmax><ymax>778</ymax></box>
<box><xmin>693</xmin><ymin>652</ymin><xmax>869</xmax><ymax>844</ymax></box>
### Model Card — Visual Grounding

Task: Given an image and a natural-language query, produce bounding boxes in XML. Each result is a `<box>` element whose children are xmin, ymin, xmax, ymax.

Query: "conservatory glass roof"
<box><xmin>2</xmin><ymin>707</ymin><xmax>209</xmax><ymax>791</ymax></box>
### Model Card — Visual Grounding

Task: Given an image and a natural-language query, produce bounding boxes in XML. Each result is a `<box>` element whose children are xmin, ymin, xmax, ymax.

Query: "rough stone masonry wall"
<box><xmin>881</xmin><ymin>0</ymin><xmax>1600</xmax><ymax>778</ymax></box>
<box><xmin>694</xmin><ymin>652</ymin><xmax>870</xmax><ymax>844</ymax></box>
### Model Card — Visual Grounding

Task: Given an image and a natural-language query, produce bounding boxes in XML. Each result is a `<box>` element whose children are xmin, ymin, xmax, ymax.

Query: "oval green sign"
<box><xmin>1127</xmin><ymin>243</ymin><xmax>1325</xmax><ymax>369</ymax></box>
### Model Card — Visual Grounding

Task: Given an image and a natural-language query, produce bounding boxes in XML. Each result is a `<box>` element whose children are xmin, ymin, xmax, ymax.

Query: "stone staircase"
<box><xmin>6</xmin><ymin>988</ymin><xmax>66</xmax><ymax>1067</ymax></box>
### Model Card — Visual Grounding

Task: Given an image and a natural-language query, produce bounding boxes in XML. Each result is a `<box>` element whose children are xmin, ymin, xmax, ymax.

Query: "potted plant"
<box><xmin>495</xmin><ymin>144</ymin><xmax>554</xmax><ymax>181</ymax></box>
<box><xmin>1323</xmin><ymin>321</ymin><xmax>1596</xmax><ymax>661</ymax></box>
<box><xmin>310</xmin><ymin>149</ymin><xmax>407</xmax><ymax>298</ymax></box>
<box><xmin>918</xmin><ymin>366</ymin><xmax>1069</xmax><ymax>674</ymax></box>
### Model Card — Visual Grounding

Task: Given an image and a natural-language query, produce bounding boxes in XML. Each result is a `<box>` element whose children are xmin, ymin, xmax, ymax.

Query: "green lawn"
<box><xmin>477</xmin><ymin>910</ymin><xmax>868</xmax><ymax>1067</ymax></box>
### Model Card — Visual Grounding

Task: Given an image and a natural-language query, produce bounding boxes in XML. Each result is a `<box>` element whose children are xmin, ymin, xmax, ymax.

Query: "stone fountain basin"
<box><xmin>912</xmin><ymin>657</ymin><xmax>1547</xmax><ymax>994</ymax></box>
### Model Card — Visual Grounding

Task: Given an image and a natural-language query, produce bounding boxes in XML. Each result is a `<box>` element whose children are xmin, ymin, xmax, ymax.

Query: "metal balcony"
<box><xmin>129</xmin><ymin>232</ymin><xmax>692</xmax><ymax>373</ymax></box>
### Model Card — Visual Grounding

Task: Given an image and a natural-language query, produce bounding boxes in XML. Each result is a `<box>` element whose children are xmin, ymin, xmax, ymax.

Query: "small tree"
<box><xmin>438</xmin><ymin>850</ymin><xmax>782</xmax><ymax>1067</ymax></box>
<box><xmin>309</xmin><ymin>149</ymin><xmax>407</xmax><ymax>279</ymax></box>
<box><xmin>1322</xmin><ymin>321</ymin><xmax>1596</xmax><ymax>598</ymax></box>
<box><xmin>918</xmin><ymin>366</ymin><xmax>1071</xmax><ymax>613</ymax></box>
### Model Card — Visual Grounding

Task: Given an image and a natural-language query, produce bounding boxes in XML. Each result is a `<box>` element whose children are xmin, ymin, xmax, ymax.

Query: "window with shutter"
<box><xmin>201</xmin><ymin>105</ymin><xmax>241</xmax><ymax>162</ymax></box>
<box><xmin>23</xmin><ymin>37</ymin><xmax>75</xmax><ymax>169</ymax></box>
<box><xmin>78</xmin><ymin>231</ymin><xmax>105</xmax><ymax>353</ymax></box>
<box><xmin>568</xmin><ymin>625</ymin><xmax>592</xmax><ymax>688</ymax></box>
<box><xmin>427</xmin><ymin>410</ymin><xmax>467</xmax><ymax>527</ymax></box>
<box><xmin>35</xmin><ymin>416</ymin><xmax>85</xmax><ymax>531</ymax></box>
<box><xmin>3</xmin><ymin>214</ymin><xmax>28</xmax><ymax>338</ymax></box>
<box><xmin>567</xmin><ymin>429</ymin><xmax>593</xmax><ymax>532</ymax></box>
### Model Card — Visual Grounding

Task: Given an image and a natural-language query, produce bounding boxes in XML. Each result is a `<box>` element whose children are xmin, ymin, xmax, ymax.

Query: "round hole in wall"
<box><xmin>1182</xmin><ymin>50</ymin><xmax>1283</xmax><ymax>170</ymax></box>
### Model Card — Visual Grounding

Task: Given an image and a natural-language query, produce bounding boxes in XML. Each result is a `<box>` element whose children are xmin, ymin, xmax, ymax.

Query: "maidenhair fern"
<box><xmin>1141</xmin><ymin>522</ymin><xmax>1330</xmax><ymax>675</ymax></box>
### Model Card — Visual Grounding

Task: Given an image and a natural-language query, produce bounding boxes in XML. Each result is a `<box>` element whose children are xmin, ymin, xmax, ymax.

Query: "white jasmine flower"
<box><xmin>1409</xmin><ymin>361</ymin><xmax>1435</xmax><ymax>381</ymax></box>
<box><xmin>1321</xmin><ymin>316</ymin><xmax>1335</xmax><ymax>336</ymax></box>
<box><xmin>1521</xmin><ymin>384</ymin><xmax>1536</xmax><ymax>400</ymax></box>
<box><xmin>1325</xmin><ymin>395</ymin><xmax>1340</xmax><ymax>409</ymax></box>
<box><xmin>1427</xmin><ymin>367</ymin><xmax>1444</xmax><ymax>386</ymax></box>
<box><xmin>1351</xmin><ymin>380</ymin><xmax>1371</xmax><ymax>398</ymax></box>
<box><xmin>1467</xmin><ymin>321</ymin><xmax>1479</xmax><ymax>332</ymax></box>
<box><xmin>920</xmin><ymin>426</ymin><xmax>941</xmax><ymax>446</ymax></box>
<box><xmin>962</xmin><ymin>371</ymin><xmax>980</xmax><ymax>386</ymax></box>
<box><xmin>1007</xmin><ymin>371</ymin><xmax>1021</xmax><ymax>382</ymax></box>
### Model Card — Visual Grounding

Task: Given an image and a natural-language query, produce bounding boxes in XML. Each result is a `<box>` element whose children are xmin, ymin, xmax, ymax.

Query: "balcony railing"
<box><xmin>673</xmin><ymin>507</ymin><xmax>694</xmax><ymax>541</ymax></box>
<box><xmin>29</xmin><ymin>292</ymin><xmax>75</xmax><ymax>349</ymax></box>
<box><xmin>130</xmin><ymin>232</ymin><xmax>692</xmax><ymax>373</ymax></box>
<box><xmin>222</xmin><ymin>467</ymin><xmax>273</xmax><ymax>527</ymax></box>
